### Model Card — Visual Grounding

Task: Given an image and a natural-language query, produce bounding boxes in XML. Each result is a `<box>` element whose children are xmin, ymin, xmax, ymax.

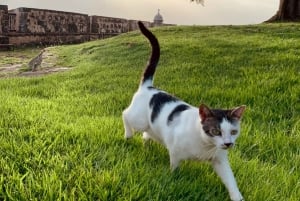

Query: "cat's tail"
<box><xmin>138</xmin><ymin>21</ymin><xmax>160</xmax><ymax>87</ymax></box>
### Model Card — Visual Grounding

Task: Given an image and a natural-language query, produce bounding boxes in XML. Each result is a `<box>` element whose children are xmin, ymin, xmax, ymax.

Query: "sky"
<box><xmin>2</xmin><ymin>0</ymin><xmax>279</xmax><ymax>25</ymax></box>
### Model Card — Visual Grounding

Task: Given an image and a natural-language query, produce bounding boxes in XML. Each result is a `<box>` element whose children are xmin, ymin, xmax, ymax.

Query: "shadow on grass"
<box><xmin>116</xmin><ymin>136</ymin><xmax>230</xmax><ymax>201</ymax></box>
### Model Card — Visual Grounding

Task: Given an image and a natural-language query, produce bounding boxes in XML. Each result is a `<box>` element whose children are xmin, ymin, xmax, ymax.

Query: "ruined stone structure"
<box><xmin>7</xmin><ymin>7</ymin><xmax>90</xmax><ymax>46</ymax></box>
<box><xmin>0</xmin><ymin>5</ymin><xmax>172</xmax><ymax>48</ymax></box>
<box><xmin>11</xmin><ymin>8</ymin><xmax>90</xmax><ymax>33</ymax></box>
<box><xmin>0</xmin><ymin>5</ymin><xmax>9</xmax><ymax>47</ymax></box>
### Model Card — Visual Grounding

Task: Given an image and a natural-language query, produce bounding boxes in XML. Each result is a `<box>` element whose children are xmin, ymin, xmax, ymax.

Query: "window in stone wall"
<box><xmin>79</xmin><ymin>23</ymin><xmax>84</xmax><ymax>33</ymax></box>
<box><xmin>9</xmin><ymin>14</ymin><xmax>16</xmax><ymax>31</ymax></box>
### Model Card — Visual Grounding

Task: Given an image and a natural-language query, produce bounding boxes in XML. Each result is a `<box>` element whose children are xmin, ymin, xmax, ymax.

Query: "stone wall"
<box><xmin>10</xmin><ymin>7</ymin><xmax>90</xmax><ymax>34</ymax></box>
<box><xmin>8</xmin><ymin>13</ymin><xmax>16</xmax><ymax>31</ymax></box>
<box><xmin>0</xmin><ymin>5</ymin><xmax>9</xmax><ymax>35</ymax></box>
<box><xmin>0</xmin><ymin>5</ymin><xmax>10</xmax><ymax>47</ymax></box>
<box><xmin>0</xmin><ymin>5</ymin><xmax>173</xmax><ymax>47</ymax></box>
<box><xmin>128</xmin><ymin>20</ymin><xmax>152</xmax><ymax>31</ymax></box>
<box><xmin>8</xmin><ymin>33</ymin><xmax>90</xmax><ymax>46</ymax></box>
<box><xmin>90</xmin><ymin>15</ymin><xmax>129</xmax><ymax>34</ymax></box>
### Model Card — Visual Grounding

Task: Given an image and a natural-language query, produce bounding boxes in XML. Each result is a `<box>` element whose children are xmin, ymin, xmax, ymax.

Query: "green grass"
<box><xmin>0</xmin><ymin>23</ymin><xmax>299</xmax><ymax>200</ymax></box>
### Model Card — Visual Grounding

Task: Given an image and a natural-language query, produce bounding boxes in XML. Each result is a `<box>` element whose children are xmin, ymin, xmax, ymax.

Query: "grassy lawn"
<box><xmin>0</xmin><ymin>23</ymin><xmax>299</xmax><ymax>200</ymax></box>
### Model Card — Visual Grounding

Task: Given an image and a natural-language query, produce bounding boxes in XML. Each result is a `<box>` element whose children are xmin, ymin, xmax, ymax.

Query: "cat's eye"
<box><xmin>211</xmin><ymin>128</ymin><xmax>221</xmax><ymax>136</ymax></box>
<box><xmin>231</xmin><ymin>130</ymin><xmax>238</xmax><ymax>135</ymax></box>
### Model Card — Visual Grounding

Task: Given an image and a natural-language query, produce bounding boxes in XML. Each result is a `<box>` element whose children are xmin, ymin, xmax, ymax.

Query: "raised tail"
<box><xmin>138</xmin><ymin>21</ymin><xmax>160</xmax><ymax>86</ymax></box>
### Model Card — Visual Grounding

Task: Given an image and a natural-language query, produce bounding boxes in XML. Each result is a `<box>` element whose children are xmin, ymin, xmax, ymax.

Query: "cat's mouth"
<box><xmin>221</xmin><ymin>143</ymin><xmax>234</xmax><ymax>150</ymax></box>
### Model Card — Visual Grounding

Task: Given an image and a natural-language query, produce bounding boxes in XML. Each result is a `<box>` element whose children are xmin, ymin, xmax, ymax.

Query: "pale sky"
<box><xmin>2</xmin><ymin>0</ymin><xmax>279</xmax><ymax>25</ymax></box>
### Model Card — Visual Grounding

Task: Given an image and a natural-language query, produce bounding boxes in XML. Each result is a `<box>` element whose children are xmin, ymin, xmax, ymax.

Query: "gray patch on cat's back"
<box><xmin>149</xmin><ymin>92</ymin><xmax>178</xmax><ymax>123</ymax></box>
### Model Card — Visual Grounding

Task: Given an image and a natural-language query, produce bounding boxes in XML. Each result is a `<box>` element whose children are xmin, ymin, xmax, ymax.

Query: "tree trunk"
<box><xmin>267</xmin><ymin>0</ymin><xmax>300</xmax><ymax>22</ymax></box>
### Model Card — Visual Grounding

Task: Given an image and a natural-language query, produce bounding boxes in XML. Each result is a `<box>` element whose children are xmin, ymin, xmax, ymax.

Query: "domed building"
<box><xmin>153</xmin><ymin>9</ymin><xmax>163</xmax><ymax>26</ymax></box>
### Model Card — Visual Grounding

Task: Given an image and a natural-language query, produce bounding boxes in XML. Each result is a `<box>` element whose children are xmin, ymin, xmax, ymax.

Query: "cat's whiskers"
<box><xmin>194</xmin><ymin>145</ymin><xmax>218</xmax><ymax>160</ymax></box>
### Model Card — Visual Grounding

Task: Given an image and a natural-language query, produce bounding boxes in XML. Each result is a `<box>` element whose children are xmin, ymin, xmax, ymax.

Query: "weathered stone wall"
<box><xmin>88</xmin><ymin>18</ymin><xmax>153</xmax><ymax>40</ymax></box>
<box><xmin>90</xmin><ymin>15</ymin><xmax>129</xmax><ymax>34</ymax></box>
<box><xmin>6</xmin><ymin>7</ymin><xmax>91</xmax><ymax>45</ymax></box>
<box><xmin>128</xmin><ymin>20</ymin><xmax>152</xmax><ymax>31</ymax></box>
<box><xmin>0</xmin><ymin>5</ymin><xmax>173</xmax><ymax>47</ymax></box>
<box><xmin>0</xmin><ymin>5</ymin><xmax>9</xmax><ymax>35</ymax></box>
<box><xmin>10</xmin><ymin>7</ymin><xmax>90</xmax><ymax>34</ymax></box>
<box><xmin>0</xmin><ymin>5</ymin><xmax>10</xmax><ymax>46</ymax></box>
<box><xmin>8</xmin><ymin>33</ymin><xmax>90</xmax><ymax>46</ymax></box>
<box><xmin>8</xmin><ymin>13</ymin><xmax>16</xmax><ymax>31</ymax></box>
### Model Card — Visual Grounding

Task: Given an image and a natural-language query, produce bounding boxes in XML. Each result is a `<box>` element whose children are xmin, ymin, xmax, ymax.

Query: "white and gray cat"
<box><xmin>123</xmin><ymin>21</ymin><xmax>246</xmax><ymax>201</ymax></box>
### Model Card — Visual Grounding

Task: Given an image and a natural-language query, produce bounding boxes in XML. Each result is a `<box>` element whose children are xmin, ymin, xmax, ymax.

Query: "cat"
<box><xmin>122</xmin><ymin>21</ymin><xmax>246</xmax><ymax>201</ymax></box>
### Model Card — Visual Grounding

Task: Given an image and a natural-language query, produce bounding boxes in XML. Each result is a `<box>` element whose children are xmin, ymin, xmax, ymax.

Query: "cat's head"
<box><xmin>199</xmin><ymin>104</ymin><xmax>246</xmax><ymax>150</ymax></box>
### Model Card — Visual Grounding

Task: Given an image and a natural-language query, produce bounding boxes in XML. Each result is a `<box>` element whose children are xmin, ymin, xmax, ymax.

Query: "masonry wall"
<box><xmin>8</xmin><ymin>33</ymin><xmax>90</xmax><ymax>46</ymax></box>
<box><xmin>6</xmin><ymin>7</ymin><xmax>92</xmax><ymax>45</ymax></box>
<box><xmin>128</xmin><ymin>20</ymin><xmax>152</xmax><ymax>31</ymax></box>
<box><xmin>10</xmin><ymin>7</ymin><xmax>90</xmax><ymax>34</ymax></box>
<box><xmin>0</xmin><ymin>5</ymin><xmax>9</xmax><ymax>34</ymax></box>
<box><xmin>90</xmin><ymin>15</ymin><xmax>128</xmax><ymax>34</ymax></box>
<box><xmin>0</xmin><ymin>5</ymin><xmax>9</xmax><ymax>45</ymax></box>
<box><xmin>0</xmin><ymin>5</ymin><xmax>170</xmax><ymax>47</ymax></box>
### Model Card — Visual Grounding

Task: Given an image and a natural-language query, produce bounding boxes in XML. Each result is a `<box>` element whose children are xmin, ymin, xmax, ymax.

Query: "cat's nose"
<box><xmin>224</xmin><ymin>143</ymin><xmax>233</xmax><ymax>148</ymax></box>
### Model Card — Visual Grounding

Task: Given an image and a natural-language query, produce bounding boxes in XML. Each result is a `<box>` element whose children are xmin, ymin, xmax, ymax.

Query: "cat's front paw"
<box><xmin>231</xmin><ymin>198</ymin><xmax>244</xmax><ymax>201</ymax></box>
<box><xmin>230</xmin><ymin>192</ymin><xmax>244</xmax><ymax>201</ymax></box>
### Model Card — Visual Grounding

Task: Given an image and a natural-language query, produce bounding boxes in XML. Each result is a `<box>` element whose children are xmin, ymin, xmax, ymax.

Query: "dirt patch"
<box><xmin>19</xmin><ymin>67</ymin><xmax>70</xmax><ymax>77</ymax></box>
<box><xmin>0</xmin><ymin>64</ymin><xmax>25</xmax><ymax>77</ymax></box>
<box><xmin>0</xmin><ymin>47</ymin><xmax>71</xmax><ymax>78</ymax></box>
<box><xmin>0</xmin><ymin>64</ymin><xmax>23</xmax><ymax>72</ymax></box>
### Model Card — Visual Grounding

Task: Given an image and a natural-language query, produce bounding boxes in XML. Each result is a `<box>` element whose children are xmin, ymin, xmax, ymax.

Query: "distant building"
<box><xmin>0</xmin><ymin>5</ymin><xmax>174</xmax><ymax>48</ymax></box>
<box><xmin>0</xmin><ymin>5</ymin><xmax>9</xmax><ymax>45</ymax></box>
<box><xmin>153</xmin><ymin>9</ymin><xmax>163</xmax><ymax>26</ymax></box>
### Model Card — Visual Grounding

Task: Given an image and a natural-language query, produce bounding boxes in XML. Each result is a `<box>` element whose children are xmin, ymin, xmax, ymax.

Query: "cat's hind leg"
<box><xmin>169</xmin><ymin>151</ymin><xmax>181</xmax><ymax>171</ymax></box>
<box><xmin>122</xmin><ymin>110</ymin><xmax>134</xmax><ymax>139</ymax></box>
<box><xmin>122</xmin><ymin>94</ymin><xmax>150</xmax><ymax>139</ymax></box>
<box><xmin>142</xmin><ymin>132</ymin><xmax>151</xmax><ymax>141</ymax></box>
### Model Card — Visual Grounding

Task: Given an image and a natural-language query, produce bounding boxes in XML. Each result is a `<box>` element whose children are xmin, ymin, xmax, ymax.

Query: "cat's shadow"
<box><xmin>121</xmin><ymin>137</ymin><xmax>229</xmax><ymax>200</ymax></box>
<box><xmin>123</xmin><ymin>137</ymin><xmax>170</xmax><ymax>167</ymax></box>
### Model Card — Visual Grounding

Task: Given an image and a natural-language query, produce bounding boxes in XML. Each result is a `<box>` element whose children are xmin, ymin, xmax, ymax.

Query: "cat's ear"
<box><xmin>199</xmin><ymin>104</ymin><xmax>213</xmax><ymax>122</ymax></box>
<box><xmin>230</xmin><ymin>105</ymin><xmax>246</xmax><ymax>120</ymax></box>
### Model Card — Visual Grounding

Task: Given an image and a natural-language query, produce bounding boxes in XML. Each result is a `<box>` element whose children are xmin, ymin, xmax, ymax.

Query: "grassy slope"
<box><xmin>0</xmin><ymin>23</ymin><xmax>299</xmax><ymax>200</ymax></box>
